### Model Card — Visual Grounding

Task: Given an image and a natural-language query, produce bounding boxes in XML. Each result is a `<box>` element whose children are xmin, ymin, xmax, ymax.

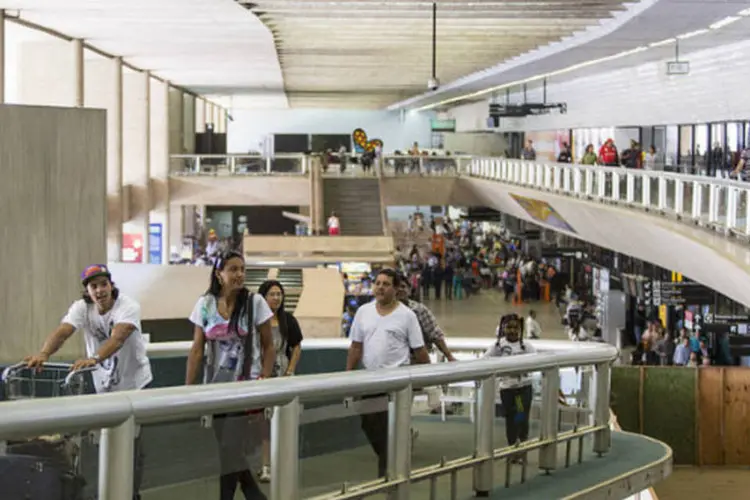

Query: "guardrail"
<box><xmin>468</xmin><ymin>158</ymin><xmax>750</xmax><ymax>238</ymax></box>
<box><xmin>170</xmin><ymin>154</ymin><xmax>309</xmax><ymax>176</ymax></box>
<box><xmin>1</xmin><ymin>338</ymin><xmax>616</xmax><ymax>500</ymax></box>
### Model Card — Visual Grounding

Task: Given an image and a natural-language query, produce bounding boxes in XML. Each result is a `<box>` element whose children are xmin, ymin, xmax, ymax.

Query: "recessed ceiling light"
<box><xmin>709</xmin><ymin>16</ymin><xmax>740</xmax><ymax>30</ymax></box>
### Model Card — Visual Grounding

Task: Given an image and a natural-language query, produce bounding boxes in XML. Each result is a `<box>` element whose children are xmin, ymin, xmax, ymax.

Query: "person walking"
<box><xmin>345</xmin><ymin>269</ymin><xmax>430</xmax><ymax>477</ymax></box>
<box><xmin>26</xmin><ymin>264</ymin><xmax>153</xmax><ymax>500</ymax></box>
<box><xmin>484</xmin><ymin>314</ymin><xmax>536</xmax><ymax>463</ymax></box>
<box><xmin>185</xmin><ymin>250</ymin><xmax>276</xmax><ymax>500</ymax></box>
<box><xmin>255</xmin><ymin>280</ymin><xmax>304</xmax><ymax>483</ymax></box>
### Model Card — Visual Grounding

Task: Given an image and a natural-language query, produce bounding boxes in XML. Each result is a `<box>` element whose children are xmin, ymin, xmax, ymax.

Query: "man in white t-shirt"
<box><xmin>26</xmin><ymin>264</ymin><xmax>152</xmax><ymax>500</ymax></box>
<box><xmin>346</xmin><ymin>269</ymin><xmax>430</xmax><ymax>477</ymax></box>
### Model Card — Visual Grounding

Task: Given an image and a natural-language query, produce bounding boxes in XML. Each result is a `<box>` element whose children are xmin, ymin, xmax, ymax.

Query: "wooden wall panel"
<box><xmin>723</xmin><ymin>369</ymin><xmax>750</xmax><ymax>465</ymax></box>
<box><xmin>697</xmin><ymin>367</ymin><xmax>724</xmax><ymax>465</ymax></box>
<box><xmin>0</xmin><ymin>105</ymin><xmax>107</xmax><ymax>363</ymax></box>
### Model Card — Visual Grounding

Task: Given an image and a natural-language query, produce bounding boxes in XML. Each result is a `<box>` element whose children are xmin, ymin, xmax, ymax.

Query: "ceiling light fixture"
<box><xmin>649</xmin><ymin>38</ymin><xmax>676</xmax><ymax>48</ymax></box>
<box><xmin>709</xmin><ymin>16</ymin><xmax>740</xmax><ymax>30</ymax></box>
<box><xmin>676</xmin><ymin>29</ymin><xmax>709</xmax><ymax>40</ymax></box>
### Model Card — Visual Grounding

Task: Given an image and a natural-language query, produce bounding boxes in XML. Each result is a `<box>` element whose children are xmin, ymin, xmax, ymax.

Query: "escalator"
<box><xmin>277</xmin><ymin>268</ymin><xmax>303</xmax><ymax>313</ymax></box>
<box><xmin>245</xmin><ymin>267</ymin><xmax>269</xmax><ymax>292</ymax></box>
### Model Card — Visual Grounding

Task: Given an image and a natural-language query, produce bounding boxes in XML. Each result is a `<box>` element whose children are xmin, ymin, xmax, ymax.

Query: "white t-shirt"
<box><xmin>525</xmin><ymin>317</ymin><xmax>542</xmax><ymax>339</ymax></box>
<box><xmin>328</xmin><ymin>216</ymin><xmax>340</xmax><ymax>229</ymax></box>
<box><xmin>62</xmin><ymin>295</ymin><xmax>152</xmax><ymax>393</ymax></box>
<box><xmin>350</xmin><ymin>301</ymin><xmax>424</xmax><ymax>370</ymax></box>
<box><xmin>189</xmin><ymin>293</ymin><xmax>274</xmax><ymax>382</ymax></box>
<box><xmin>483</xmin><ymin>338</ymin><xmax>536</xmax><ymax>390</ymax></box>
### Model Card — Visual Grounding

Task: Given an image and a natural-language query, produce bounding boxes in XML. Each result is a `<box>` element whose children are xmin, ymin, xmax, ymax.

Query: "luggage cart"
<box><xmin>1</xmin><ymin>362</ymin><xmax>98</xmax><ymax>500</ymax></box>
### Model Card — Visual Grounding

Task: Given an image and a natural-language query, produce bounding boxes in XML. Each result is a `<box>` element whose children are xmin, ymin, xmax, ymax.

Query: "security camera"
<box><xmin>427</xmin><ymin>77</ymin><xmax>440</xmax><ymax>91</ymax></box>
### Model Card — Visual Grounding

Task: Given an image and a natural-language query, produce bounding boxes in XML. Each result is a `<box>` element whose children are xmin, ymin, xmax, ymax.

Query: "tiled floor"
<box><xmin>424</xmin><ymin>289</ymin><xmax>567</xmax><ymax>341</ymax></box>
<box><xmin>654</xmin><ymin>466</ymin><xmax>750</xmax><ymax>500</ymax></box>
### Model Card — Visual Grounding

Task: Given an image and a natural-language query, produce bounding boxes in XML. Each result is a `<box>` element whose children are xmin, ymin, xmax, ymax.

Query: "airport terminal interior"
<box><xmin>3</xmin><ymin>1</ymin><xmax>750</xmax><ymax>499</ymax></box>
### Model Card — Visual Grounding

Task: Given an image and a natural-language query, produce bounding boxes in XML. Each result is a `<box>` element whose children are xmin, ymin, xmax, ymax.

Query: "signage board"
<box><xmin>122</xmin><ymin>233</ymin><xmax>143</xmax><ymax>263</ymax></box>
<box><xmin>650</xmin><ymin>281</ymin><xmax>713</xmax><ymax>306</ymax></box>
<box><xmin>666</xmin><ymin>61</ymin><xmax>690</xmax><ymax>75</ymax></box>
<box><xmin>149</xmin><ymin>223</ymin><xmax>163</xmax><ymax>265</ymax></box>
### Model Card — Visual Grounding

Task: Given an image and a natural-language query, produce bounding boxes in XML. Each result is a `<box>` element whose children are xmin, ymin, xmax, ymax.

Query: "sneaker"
<box><xmin>258</xmin><ymin>465</ymin><xmax>271</xmax><ymax>483</ymax></box>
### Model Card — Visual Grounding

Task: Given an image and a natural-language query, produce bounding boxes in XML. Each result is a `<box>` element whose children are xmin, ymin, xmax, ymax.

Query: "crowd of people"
<box><xmin>631</xmin><ymin>321</ymin><xmax>711</xmax><ymax>367</ymax></box>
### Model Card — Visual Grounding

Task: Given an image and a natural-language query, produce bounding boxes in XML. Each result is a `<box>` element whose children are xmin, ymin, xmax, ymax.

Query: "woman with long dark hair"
<box><xmin>256</xmin><ymin>279</ymin><xmax>304</xmax><ymax>482</ymax></box>
<box><xmin>185</xmin><ymin>250</ymin><xmax>276</xmax><ymax>500</ymax></box>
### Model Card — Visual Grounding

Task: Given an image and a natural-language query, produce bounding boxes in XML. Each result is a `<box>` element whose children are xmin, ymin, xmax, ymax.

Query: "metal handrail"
<box><xmin>0</xmin><ymin>339</ymin><xmax>617</xmax><ymax>500</ymax></box>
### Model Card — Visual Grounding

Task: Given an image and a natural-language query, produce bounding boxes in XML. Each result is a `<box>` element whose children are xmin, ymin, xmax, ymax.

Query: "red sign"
<box><xmin>122</xmin><ymin>233</ymin><xmax>144</xmax><ymax>263</ymax></box>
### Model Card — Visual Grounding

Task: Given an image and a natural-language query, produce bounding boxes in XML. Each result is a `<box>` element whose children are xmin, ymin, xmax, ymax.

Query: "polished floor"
<box><xmin>423</xmin><ymin>288</ymin><xmax>567</xmax><ymax>342</ymax></box>
<box><xmin>654</xmin><ymin>467</ymin><xmax>750</xmax><ymax>500</ymax></box>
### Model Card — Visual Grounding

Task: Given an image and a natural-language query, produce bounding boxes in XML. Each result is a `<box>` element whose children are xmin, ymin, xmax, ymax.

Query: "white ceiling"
<box><xmin>392</xmin><ymin>0</ymin><xmax>750</xmax><ymax>110</ymax></box>
<box><xmin>241</xmin><ymin>0</ymin><xmax>632</xmax><ymax>109</ymax></box>
<box><xmin>1</xmin><ymin>0</ymin><xmax>288</xmax><ymax>107</ymax></box>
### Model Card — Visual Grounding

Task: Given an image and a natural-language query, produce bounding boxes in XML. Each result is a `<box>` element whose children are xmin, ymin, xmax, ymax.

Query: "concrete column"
<box><xmin>114</xmin><ymin>57</ymin><xmax>124</xmax><ymax>261</ymax></box>
<box><xmin>0</xmin><ymin>10</ymin><xmax>5</xmax><ymax>104</ymax></box>
<box><xmin>144</xmin><ymin>71</ymin><xmax>152</xmax><ymax>263</ymax></box>
<box><xmin>213</xmin><ymin>104</ymin><xmax>220</xmax><ymax>132</ymax></box>
<box><xmin>195</xmin><ymin>98</ymin><xmax>206</xmax><ymax>133</ymax></box>
<box><xmin>73</xmin><ymin>39</ymin><xmax>84</xmax><ymax>107</ymax></box>
<box><xmin>148</xmin><ymin>78</ymin><xmax>171</xmax><ymax>265</ymax></box>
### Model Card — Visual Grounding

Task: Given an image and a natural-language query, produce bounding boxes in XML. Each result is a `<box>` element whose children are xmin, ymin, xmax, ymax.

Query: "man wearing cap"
<box><xmin>26</xmin><ymin>264</ymin><xmax>152</xmax><ymax>499</ymax></box>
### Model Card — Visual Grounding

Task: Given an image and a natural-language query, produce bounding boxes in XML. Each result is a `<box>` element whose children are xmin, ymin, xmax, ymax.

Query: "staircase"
<box><xmin>277</xmin><ymin>268</ymin><xmax>303</xmax><ymax>313</ymax></box>
<box><xmin>244</xmin><ymin>267</ymin><xmax>269</xmax><ymax>292</ymax></box>
<box><xmin>323</xmin><ymin>178</ymin><xmax>384</xmax><ymax>236</ymax></box>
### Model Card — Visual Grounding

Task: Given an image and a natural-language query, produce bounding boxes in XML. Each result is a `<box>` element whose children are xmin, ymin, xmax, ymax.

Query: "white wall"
<box><xmin>448</xmin><ymin>39</ymin><xmax>750</xmax><ymax>133</ymax></box>
<box><xmin>227</xmin><ymin>108</ymin><xmax>435</xmax><ymax>153</ymax></box>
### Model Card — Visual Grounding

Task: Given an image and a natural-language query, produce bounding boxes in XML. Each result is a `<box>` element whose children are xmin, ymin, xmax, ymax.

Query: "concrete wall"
<box><xmin>169</xmin><ymin>176</ymin><xmax>311</xmax><ymax>207</ymax></box>
<box><xmin>0</xmin><ymin>105</ymin><xmax>106</xmax><ymax>363</ymax></box>
<box><xmin>295</xmin><ymin>268</ymin><xmax>346</xmax><ymax>339</ymax></box>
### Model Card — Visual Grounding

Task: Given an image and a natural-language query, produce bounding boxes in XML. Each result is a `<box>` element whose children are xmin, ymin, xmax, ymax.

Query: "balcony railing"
<box><xmin>170</xmin><ymin>154</ymin><xmax>309</xmax><ymax>176</ymax></box>
<box><xmin>0</xmin><ymin>338</ymin><xmax>618</xmax><ymax>500</ymax></box>
<box><xmin>468</xmin><ymin>158</ymin><xmax>750</xmax><ymax>239</ymax></box>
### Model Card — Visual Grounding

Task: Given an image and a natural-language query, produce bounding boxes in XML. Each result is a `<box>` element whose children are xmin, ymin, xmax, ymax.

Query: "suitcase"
<box><xmin>0</xmin><ymin>454</ymin><xmax>65</xmax><ymax>500</ymax></box>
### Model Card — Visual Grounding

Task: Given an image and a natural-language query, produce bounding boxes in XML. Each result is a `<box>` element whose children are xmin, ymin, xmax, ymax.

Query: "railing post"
<box><xmin>388</xmin><ymin>385</ymin><xmax>413</xmax><ymax>500</ymax></box>
<box><xmin>674</xmin><ymin>179</ymin><xmax>683</xmax><ymax>214</ymax></box>
<box><xmin>611</xmin><ymin>171</ymin><xmax>620</xmax><ymax>200</ymax></box>
<box><xmin>229</xmin><ymin>155</ymin><xmax>236</xmax><ymax>174</ymax></box>
<box><xmin>642</xmin><ymin>174</ymin><xmax>651</xmax><ymax>208</ymax></box>
<box><xmin>98</xmin><ymin>416</ymin><xmax>135</xmax><ymax>500</ymax></box>
<box><xmin>597</xmin><ymin>170</ymin><xmax>605</xmax><ymax>199</ymax></box>
<box><xmin>538</xmin><ymin>367</ymin><xmax>560</xmax><ymax>472</ymax></box>
<box><xmin>692</xmin><ymin>181</ymin><xmax>702</xmax><ymax>221</ymax></box>
<box><xmin>473</xmin><ymin>375</ymin><xmax>496</xmax><ymax>496</ymax></box>
<box><xmin>726</xmin><ymin>187</ymin><xmax>737</xmax><ymax>231</ymax></box>
<box><xmin>266</xmin><ymin>155</ymin><xmax>272</xmax><ymax>174</ymax></box>
<box><xmin>708</xmin><ymin>184</ymin><xmax>718</xmax><ymax>223</ymax></box>
<box><xmin>271</xmin><ymin>397</ymin><xmax>300</xmax><ymax>500</ymax></box>
<box><xmin>592</xmin><ymin>362</ymin><xmax>612</xmax><ymax>455</ymax></box>
<box><xmin>194</xmin><ymin>156</ymin><xmax>201</xmax><ymax>174</ymax></box>
<box><xmin>626</xmin><ymin>173</ymin><xmax>634</xmax><ymax>203</ymax></box>
<box><xmin>658</xmin><ymin>177</ymin><xmax>667</xmax><ymax>211</ymax></box>
<box><xmin>745</xmin><ymin>189</ymin><xmax>750</xmax><ymax>236</ymax></box>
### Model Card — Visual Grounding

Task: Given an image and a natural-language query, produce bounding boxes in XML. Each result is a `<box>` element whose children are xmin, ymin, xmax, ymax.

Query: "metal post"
<box><xmin>98</xmin><ymin>416</ymin><xmax>135</xmax><ymax>500</ymax></box>
<box><xmin>164</xmin><ymin>81</ymin><xmax>171</xmax><ymax>265</ymax></box>
<box><xmin>73</xmin><ymin>38</ymin><xmax>84</xmax><ymax>107</ymax></box>
<box><xmin>473</xmin><ymin>376</ymin><xmax>496</xmax><ymax>497</ymax></box>
<box><xmin>538</xmin><ymin>368</ymin><xmax>560</xmax><ymax>472</ymax></box>
<box><xmin>271</xmin><ymin>397</ymin><xmax>300</xmax><ymax>500</ymax></box>
<box><xmin>387</xmin><ymin>385</ymin><xmax>413</xmax><ymax>500</ymax></box>
<box><xmin>0</xmin><ymin>10</ymin><xmax>5</xmax><ymax>104</ymax></box>
<box><xmin>592</xmin><ymin>362</ymin><xmax>612</xmax><ymax>455</ymax></box>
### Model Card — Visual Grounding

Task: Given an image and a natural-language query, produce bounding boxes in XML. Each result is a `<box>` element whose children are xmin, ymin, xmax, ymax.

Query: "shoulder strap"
<box><xmin>241</xmin><ymin>293</ymin><xmax>255</xmax><ymax>380</ymax></box>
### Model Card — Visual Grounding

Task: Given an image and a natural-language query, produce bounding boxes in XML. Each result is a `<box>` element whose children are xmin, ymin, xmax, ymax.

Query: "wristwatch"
<box><xmin>90</xmin><ymin>354</ymin><xmax>102</xmax><ymax>364</ymax></box>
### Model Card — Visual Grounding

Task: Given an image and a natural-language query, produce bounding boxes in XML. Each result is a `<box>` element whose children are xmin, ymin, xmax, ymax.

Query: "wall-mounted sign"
<box><xmin>666</xmin><ymin>61</ymin><xmax>690</xmax><ymax>76</ymax></box>
<box><xmin>650</xmin><ymin>281</ymin><xmax>713</xmax><ymax>306</ymax></box>
<box><xmin>149</xmin><ymin>223</ymin><xmax>163</xmax><ymax>265</ymax></box>
<box><xmin>123</xmin><ymin>233</ymin><xmax>143</xmax><ymax>263</ymax></box>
